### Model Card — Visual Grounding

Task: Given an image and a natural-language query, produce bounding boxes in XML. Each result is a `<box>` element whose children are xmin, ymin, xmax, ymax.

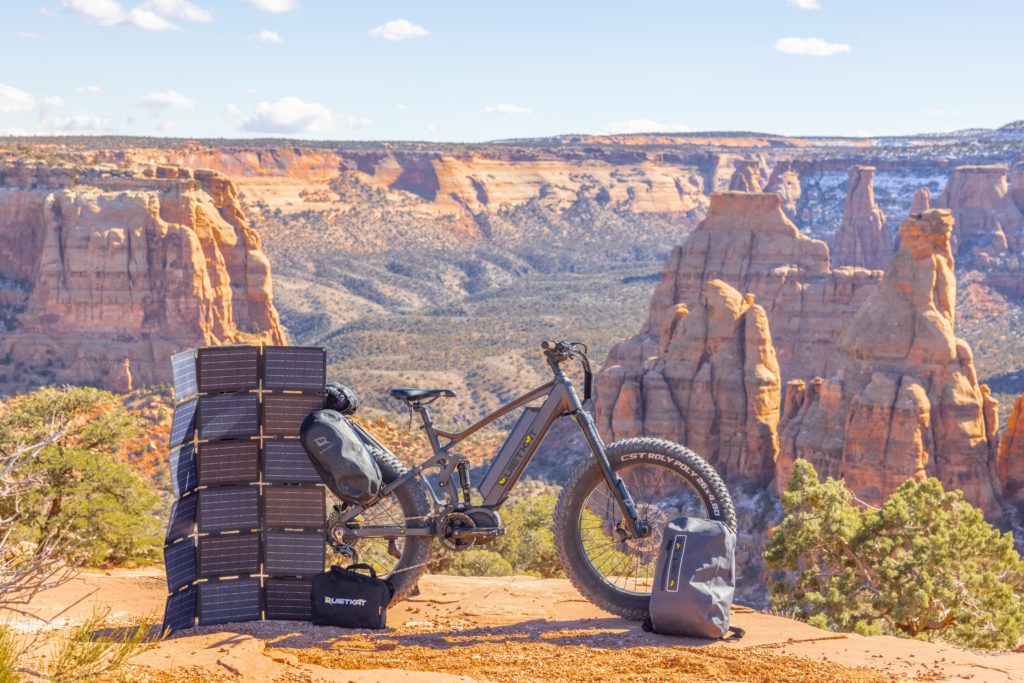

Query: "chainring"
<box><xmin>439</xmin><ymin>511</ymin><xmax>477</xmax><ymax>551</ymax></box>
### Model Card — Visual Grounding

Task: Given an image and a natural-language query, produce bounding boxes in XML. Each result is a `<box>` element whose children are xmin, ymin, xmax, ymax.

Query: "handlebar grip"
<box><xmin>541</xmin><ymin>340</ymin><xmax>557</xmax><ymax>350</ymax></box>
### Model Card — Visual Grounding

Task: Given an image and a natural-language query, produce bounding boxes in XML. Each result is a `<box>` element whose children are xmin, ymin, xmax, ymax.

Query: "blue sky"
<box><xmin>0</xmin><ymin>0</ymin><xmax>1021</xmax><ymax>142</ymax></box>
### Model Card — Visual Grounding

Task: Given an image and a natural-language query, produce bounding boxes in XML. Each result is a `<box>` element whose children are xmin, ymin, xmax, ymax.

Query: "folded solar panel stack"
<box><xmin>163</xmin><ymin>345</ymin><xmax>327</xmax><ymax>632</ymax></box>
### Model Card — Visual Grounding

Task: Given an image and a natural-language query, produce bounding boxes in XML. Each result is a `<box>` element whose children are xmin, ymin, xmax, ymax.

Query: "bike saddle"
<box><xmin>388</xmin><ymin>387</ymin><xmax>456</xmax><ymax>404</ymax></box>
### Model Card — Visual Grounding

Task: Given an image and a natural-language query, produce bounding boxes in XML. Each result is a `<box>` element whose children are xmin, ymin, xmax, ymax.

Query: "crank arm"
<box><xmin>341</xmin><ymin>526</ymin><xmax>434</xmax><ymax>538</ymax></box>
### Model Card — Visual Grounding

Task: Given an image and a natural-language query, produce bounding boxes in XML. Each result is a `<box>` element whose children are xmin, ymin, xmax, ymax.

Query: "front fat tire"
<box><xmin>553</xmin><ymin>437</ymin><xmax>735</xmax><ymax>621</ymax></box>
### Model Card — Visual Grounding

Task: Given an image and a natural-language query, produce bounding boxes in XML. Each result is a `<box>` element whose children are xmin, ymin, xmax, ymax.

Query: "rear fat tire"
<box><xmin>359</xmin><ymin>446</ymin><xmax>433</xmax><ymax>603</ymax></box>
<box><xmin>553</xmin><ymin>437</ymin><xmax>735</xmax><ymax>621</ymax></box>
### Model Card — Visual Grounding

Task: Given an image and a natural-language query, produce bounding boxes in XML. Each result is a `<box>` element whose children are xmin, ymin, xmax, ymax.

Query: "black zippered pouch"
<box><xmin>311</xmin><ymin>564</ymin><xmax>394</xmax><ymax>629</ymax></box>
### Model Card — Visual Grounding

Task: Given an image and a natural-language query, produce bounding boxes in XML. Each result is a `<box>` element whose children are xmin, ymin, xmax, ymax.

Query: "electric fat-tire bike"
<box><xmin>326</xmin><ymin>340</ymin><xmax>736</xmax><ymax>620</ymax></box>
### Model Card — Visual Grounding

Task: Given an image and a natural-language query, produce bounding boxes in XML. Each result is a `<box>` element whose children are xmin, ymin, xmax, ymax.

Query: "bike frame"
<box><xmin>339</xmin><ymin>361</ymin><xmax>646</xmax><ymax>540</ymax></box>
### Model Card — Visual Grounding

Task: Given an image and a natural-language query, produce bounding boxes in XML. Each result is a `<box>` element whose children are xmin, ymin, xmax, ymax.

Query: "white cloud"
<box><xmin>62</xmin><ymin>0</ymin><xmax>210</xmax><ymax>30</ymax></box>
<box><xmin>49</xmin><ymin>112</ymin><xmax>110</xmax><ymax>132</ymax></box>
<box><xmin>0</xmin><ymin>83</ymin><xmax>36</xmax><ymax>113</ymax></box>
<box><xmin>340</xmin><ymin>116</ymin><xmax>371</xmax><ymax>129</ymax></box>
<box><xmin>248</xmin><ymin>29</ymin><xmax>281</xmax><ymax>43</ymax></box>
<box><xmin>228</xmin><ymin>97</ymin><xmax>334</xmax><ymax>134</ymax></box>
<box><xmin>601</xmin><ymin>119</ymin><xmax>691</xmax><ymax>134</ymax></box>
<box><xmin>138</xmin><ymin>90</ymin><xmax>195</xmax><ymax>110</ymax></box>
<box><xmin>369</xmin><ymin>18</ymin><xmax>428</xmax><ymax>41</ymax></box>
<box><xmin>773</xmin><ymin>36</ymin><xmax>851</xmax><ymax>57</ymax></box>
<box><xmin>483</xmin><ymin>103</ymin><xmax>533</xmax><ymax>115</ymax></box>
<box><xmin>39</xmin><ymin>95</ymin><xmax>65</xmax><ymax>119</ymax></box>
<box><xmin>786</xmin><ymin>0</ymin><xmax>821</xmax><ymax>9</ymax></box>
<box><xmin>241</xmin><ymin>0</ymin><xmax>297</xmax><ymax>13</ymax></box>
<box><xmin>62</xmin><ymin>0</ymin><xmax>125</xmax><ymax>25</ymax></box>
<box><xmin>125</xmin><ymin>7</ymin><xmax>177</xmax><ymax>30</ymax></box>
<box><xmin>40</xmin><ymin>7</ymin><xmax>58</xmax><ymax>15</ymax></box>
<box><xmin>17</xmin><ymin>32</ymin><xmax>46</xmax><ymax>39</ymax></box>
<box><xmin>158</xmin><ymin>119</ymin><xmax>174</xmax><ymax>132</ymax></box>
<box><xmin>426</xmin><ymin>122</ymin><xmax>437</xmax><ymax>134</ymax></box>
<box><xmin>1</xmin><ymin>127</ymin><xmax>29</xmax><ymax>136</ymax></box>
<box><xmin>139</xmin><ymin>0</ymin><xmax>212</xmax><ymax>22</ymax></box>
<box><xmin>75</xmin><ymin>85</ymin><xmax>103</xmax><ymax>95</ymax></box>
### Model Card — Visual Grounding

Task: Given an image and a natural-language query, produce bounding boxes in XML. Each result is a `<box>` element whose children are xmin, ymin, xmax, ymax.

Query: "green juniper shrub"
<box><xmin>764</xmin><ymin>459</ymin><xmax>1024</xmax><ymax>650</ymax></box>
<box><xmin>0</xmin><ymin>386</ymin><xmax>162</xmax><ymax>568</ymax></box>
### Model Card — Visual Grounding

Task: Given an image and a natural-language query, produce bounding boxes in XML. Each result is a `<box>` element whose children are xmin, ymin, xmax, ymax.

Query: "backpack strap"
<box><xmin>346</xmin><ymin>562</ymin><xmax>378</xmax><ymax>578</ymax></box>
<box><xmin>724</xmin><ymin>625</ymin><xmax>745</xmax><ymax>641</ymax></box>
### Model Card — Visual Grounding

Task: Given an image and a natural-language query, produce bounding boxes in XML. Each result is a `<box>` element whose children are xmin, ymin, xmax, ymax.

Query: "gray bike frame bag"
<box><xmin>644</xmin><ymin>517</ymin><xmax>741</xmax><ymax>640</ymax></box>
<box><xmin>300</xmin><ymin>409</ymin><xmax>382</xmax><ymax>504</ymax></box>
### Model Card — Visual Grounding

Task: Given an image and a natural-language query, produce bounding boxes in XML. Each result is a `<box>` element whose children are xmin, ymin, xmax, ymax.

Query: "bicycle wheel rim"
<box><xmin>335</xmin><ymin>492</ymin><xmax>410</xmax><ymax>577</ymax></box>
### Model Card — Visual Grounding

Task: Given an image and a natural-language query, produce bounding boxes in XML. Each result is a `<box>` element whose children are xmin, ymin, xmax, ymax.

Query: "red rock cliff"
<box><xmin>0</xmin><ymin>161</ymin><xmax>285</xmax><ymax>391</ymax></box>
<box><xmin>777</xmin><ymin>209</ymin><xmax>1001</xmax><ymax>514</ymax></box>
<box><xmin>998</xmin><ymin>395</ymin><xmax>1024</xmax><ymax>506</ymax></box>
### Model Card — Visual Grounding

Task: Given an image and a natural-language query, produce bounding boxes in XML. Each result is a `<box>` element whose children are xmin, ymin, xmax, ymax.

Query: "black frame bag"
<box><xmin>300</xmin><ymin>409</ymin><xmax>382</xmax><ymax>504</ymax></box>
<box><xmin>311</xmin><ymin>564</ymin><xmax>394</xmax><ymax>629</ymax></box>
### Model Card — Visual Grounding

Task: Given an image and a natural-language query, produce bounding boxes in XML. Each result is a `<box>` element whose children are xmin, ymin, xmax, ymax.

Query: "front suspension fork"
<box><xmin>573</xmin><ymin>408</ymin><xmax>650</xmax><ymax>540</ymax></box>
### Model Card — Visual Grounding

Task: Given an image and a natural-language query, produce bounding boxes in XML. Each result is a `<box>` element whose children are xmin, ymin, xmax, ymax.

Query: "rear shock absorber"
<box><xmin>457</xmin><ymin>461</ymin><xmax>472</xmax><ymax>504</ymax></box>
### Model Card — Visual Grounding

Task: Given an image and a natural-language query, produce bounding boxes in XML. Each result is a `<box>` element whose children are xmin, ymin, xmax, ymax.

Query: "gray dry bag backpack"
<box><xmin>643</xmin><ymin>517</ymin><xmax>743</xmax><ymax>640</ymax></box>
<box><xmin>300</xmin><ymin>409</ymin><xmax>382</xmax><ymax>505</ymax></box>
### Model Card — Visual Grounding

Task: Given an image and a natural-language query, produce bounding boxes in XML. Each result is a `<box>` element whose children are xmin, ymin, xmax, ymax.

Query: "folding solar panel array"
<box><xmin>163</xmin><ymin>345</ymin><xmax>328</xmax><ymax>631</ymax></box>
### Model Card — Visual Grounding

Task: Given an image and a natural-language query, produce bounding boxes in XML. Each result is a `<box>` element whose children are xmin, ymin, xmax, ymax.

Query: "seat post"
<box><xmin>414</xmin><ymin>404</ymin><xmax>444</xmax><ymax>453</ymax></box>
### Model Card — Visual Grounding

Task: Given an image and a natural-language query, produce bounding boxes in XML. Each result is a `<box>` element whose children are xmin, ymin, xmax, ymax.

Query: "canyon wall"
<box><xmin>998</xmin><ymin>395</ymin><xmax>1024</xmax><ymax>506</ymax></box>
<box><xmin>934</xmin><ymin>165</ymin><xmax>1024</xmax><ymax>258</ymax></box>
<box><xmin>0</xmin><ymin>160</ymin><xmax>284</xmax><ymax>391</ymax></box>
<box><xmin>777</xmin><ymin>209</ymin><xmax>1002</xmax><ymax>515</ymax></box>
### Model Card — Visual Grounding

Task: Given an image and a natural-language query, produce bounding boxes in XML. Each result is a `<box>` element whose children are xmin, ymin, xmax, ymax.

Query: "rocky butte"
<box><xmin>830</xmin><ymin>166</ymin><xmax>892</xmax><ymax>270</ymax></box>
<box><xmin>0</xmin><ymin>160</ymin><xmax>284</xmax><ymax>391</ymax></box>
<box><xmin>777</xmin><ymin>209</ymin><xmax>1002</xmax><ymax>515</ymax></box>
<box><xmin>596</xmin><ymin>191</ymin><xmax>881</xmax><ymax>483</ymax></box>
<box><xmin>634</xmin><ymin>192</ymin><xmax>880</xmax><ymax>382</ymax></box>
<box><xmin>934</xmin><ymin>165</ymin><xmax>1024</xmax><ymax>258</ymax></box>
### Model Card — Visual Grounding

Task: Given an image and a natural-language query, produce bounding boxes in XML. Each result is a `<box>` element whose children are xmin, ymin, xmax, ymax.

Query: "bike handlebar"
<box><xmin>541</xmin><ymin>340</ymin><xmax>593</xmax><ymax>403</ymax></box>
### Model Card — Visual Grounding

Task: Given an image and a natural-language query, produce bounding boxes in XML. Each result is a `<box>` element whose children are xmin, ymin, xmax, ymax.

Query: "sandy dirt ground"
<box><xmin>19</xmin><ymin>569</ymin><xmax>1024</xmax><ymax>683</ymax></box>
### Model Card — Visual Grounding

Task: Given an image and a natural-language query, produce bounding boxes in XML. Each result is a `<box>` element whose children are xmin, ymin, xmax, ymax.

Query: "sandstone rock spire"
<box><xmin>596</xmin><ymin>279</ymin><xmax>781</xmax><ymax>485</ymax></box>
<box><xmin>728</xmin><ymin>160</ymin><xmax>764</xmax><ymax>193</ymax></box>
<box><xmin>830</xmin><ymin>166</ymin><xmax>892</xmax><ymax>270</ymax></box>
<box><xmin>998</xmin><ymin>395</ymin><xmax>1024</xmax><ymax>506</ymax></box>
<box><xmin>777</xmin><ymin>209</ymin><xmax>1001</xmax><ymax>515</ymax></box>
<box><xmin>910</xmin><ymin>186</ymin><xmax>931</xmax><ymax>215</ymax></box>
<box><xmin>764</xmin><ymin>160</ymin><xmax>801</xmax><ymax>221</ymax></box>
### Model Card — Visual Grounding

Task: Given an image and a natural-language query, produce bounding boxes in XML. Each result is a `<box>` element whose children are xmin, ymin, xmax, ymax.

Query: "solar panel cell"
<box><xmin>197</xmin><ymin>440</ymin><xmax>259</xmax><ymax>486</ymax></box>
<box><xmin>198</xmin><ymin>486</ymin><xmax>260</xmax><ymax>533</ymax></box>
<box><xmin>163</xmin><ymin>586</ymin><xmax>197</xmax><ymax>632</ymax></box>
<box><xmin>198</xmin><ymin>578</ymin><xmax>261</xmax><ymax>625</ymax></box>
<box><xmin>264</xmin><ymin>486</ymin><xmax>325</xmax><ymax>529</ymax></box>
<box><xmin>263</xmin><ymin>347</ymin><xmax>326</xmax><ymax>391</ymax></box>
<box><xmin>262</xmin><ymin>394</ymin><xmax>325</xmax><ymax>437</ymax></box>
<box><xmin>197</xmin><ymin>346</ymin><xmax>259</xmax><ymax>393</ymax></box>
<box><xmin>263</xmin><ymin>531</ymin><xmax>325</xmax><ymax>576</ymax></box>
<box><xmin>263</xmin><ymin>440</ymin><xmax>320</xmax><ymax>484</ymax></box>
<box><xmin>164</xmin><ymin>538</ymin><xmax>198</xmax><ymax>592</ymax></box>
<box><xmin>165</xmin><ymin>494</ymin><xmax>197</xmax><ymax>543</ymax></box>
<box><xmin>169</xmin><ymin>443</ymin><xmax>197</xmax><ymax>497</ymax></box>
<box><xmin>198</xmin><ymin>533</ymin><xmax>260</xmax><ymax>577</ymax></box>
<box><xmin>198</xmin><ymin>394</ymin><xmax>260</xmax><ymax>441</ymax></box>
<box><xmin>171</xmin><ymin>349</ymin><xmax>198</xmax><ymax>400</ymax></box>
<box><xmin>168</xmin><ymin>399</ymin><xmax>198</xmax><ymax>449</ymax></box>
<box><xmin>265</xmin><ymin>578</ymin><xmax>314</xmax><ymax>621</ymax></box>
